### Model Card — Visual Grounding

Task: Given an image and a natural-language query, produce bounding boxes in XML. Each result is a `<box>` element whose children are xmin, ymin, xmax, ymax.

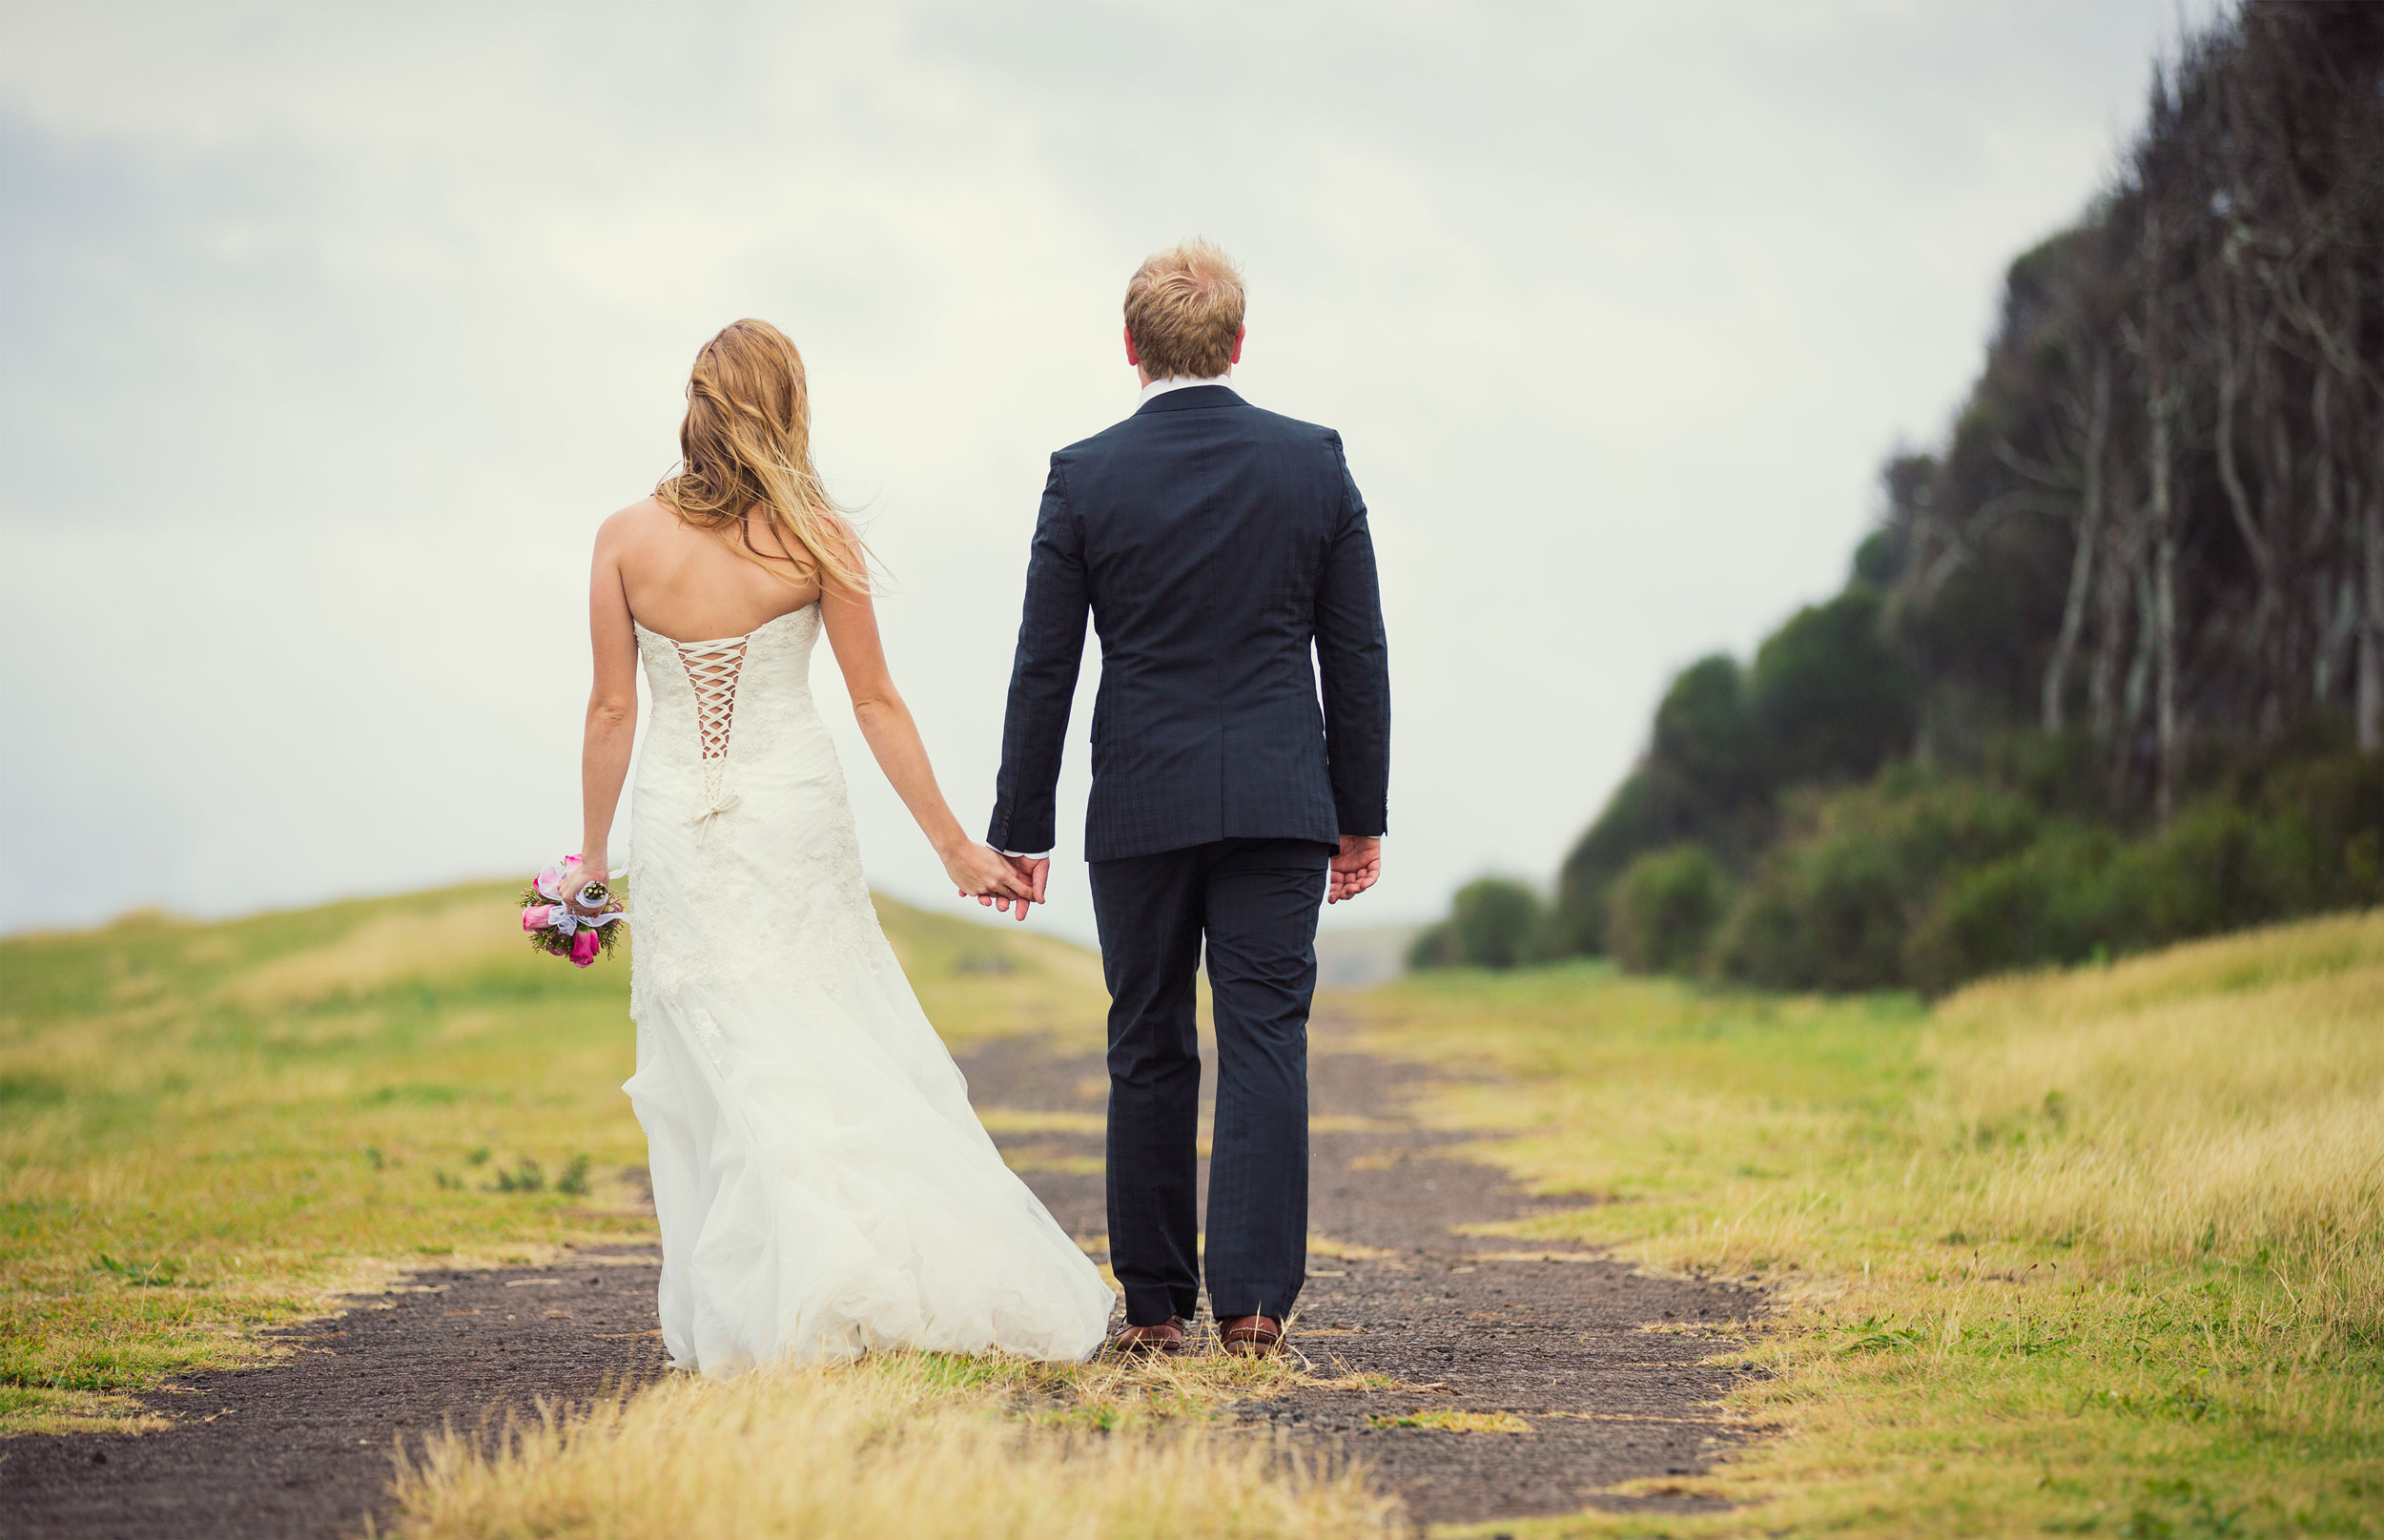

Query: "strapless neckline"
<box><xmin>631</xmin><ymin>602</ymin><xmax>817</xmax><ymax>650</ymax></box>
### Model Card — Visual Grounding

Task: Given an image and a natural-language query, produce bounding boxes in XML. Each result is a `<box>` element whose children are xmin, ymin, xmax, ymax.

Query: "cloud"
<box><xmin>0</xmin><ymin>0</ymin><xmax>2214</xmax><ymax>938</ymax></box>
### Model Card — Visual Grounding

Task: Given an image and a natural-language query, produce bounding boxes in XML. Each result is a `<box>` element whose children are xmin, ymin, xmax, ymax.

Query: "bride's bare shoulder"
<box><xmin>596</xmin><ymin>496</ymin><xmax>676</xmax><ymax>546</ymax></box>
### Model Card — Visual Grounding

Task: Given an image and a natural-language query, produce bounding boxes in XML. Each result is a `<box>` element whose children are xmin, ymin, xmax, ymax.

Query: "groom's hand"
<box><xmin>1326</xmin><ymin>835</ymin><xmax>1381</xmax><ymax>904</ymax></box>
<box><xmin>976</xmin><ymin>854</ymin><xmax>1049</xmax><ymax>921</ymax></box>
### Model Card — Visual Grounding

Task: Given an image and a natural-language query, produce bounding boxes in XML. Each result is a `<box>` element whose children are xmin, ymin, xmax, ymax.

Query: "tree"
<box><xmin>1749</xmin><ymin>588</ymin><xmax>1918</xmax><ymax>788</ymax></box>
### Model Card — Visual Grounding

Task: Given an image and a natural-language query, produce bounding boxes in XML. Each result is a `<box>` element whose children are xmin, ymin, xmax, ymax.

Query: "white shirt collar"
<box><xmin>1137</xmin><ymin>373</ymin><xmax>1236</xmax><ymax>406</ymax></box>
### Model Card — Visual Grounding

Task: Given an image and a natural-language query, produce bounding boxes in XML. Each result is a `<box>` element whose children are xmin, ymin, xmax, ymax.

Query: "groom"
<box><xmin>986</xmin><ymin>239</ymin><xmax>1390</xmax><ymax>1356</ymax></box>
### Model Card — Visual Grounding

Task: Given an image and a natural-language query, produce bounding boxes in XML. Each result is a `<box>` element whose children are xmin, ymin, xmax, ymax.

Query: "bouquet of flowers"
<box><xmin>521</xmin><ymin>855</ymin><xmax>628</xmax><ymax>967</ymax></box>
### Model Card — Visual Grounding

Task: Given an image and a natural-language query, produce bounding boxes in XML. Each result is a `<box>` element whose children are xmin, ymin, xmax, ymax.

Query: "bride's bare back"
<box><xmin>608</xmin><ymin>497</ymin><xmax>820</xmax><ymax>645</ymax></box>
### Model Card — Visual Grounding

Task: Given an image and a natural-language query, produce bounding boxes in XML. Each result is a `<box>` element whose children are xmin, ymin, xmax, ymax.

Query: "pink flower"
<box><xmin>523</xmin><ymin>904</ymin><xmax>557</xmax><ymax>932</ymax></box>
<box><xmin>569</xmin><ymin>929</ymin><xmax>601</xmax><ymax>967</ymax></box>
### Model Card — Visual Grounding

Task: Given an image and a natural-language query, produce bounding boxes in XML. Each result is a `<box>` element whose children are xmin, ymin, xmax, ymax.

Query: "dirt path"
<box><xmin>963</xmin><ymin>1019</ymin><xmax>1761</xmax><ymax>1530</ymax></box>
<box><xmin>5</xmin><ymin>1022</ymin><xmax>1758</xmax><ymax>1537</ymax></box>
<box><xmin>3</xmin><ymin>1251</ymin><xmax>668</xmax><ymax>1538</ymax></box>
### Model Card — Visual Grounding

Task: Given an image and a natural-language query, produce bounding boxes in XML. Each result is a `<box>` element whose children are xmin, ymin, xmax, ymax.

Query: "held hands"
<box><xmin>944</xmin><ymin>842</ymin><xmax>1039</xmax><ymax>919</ymax></box>
<box><xmin>946</xmin><ymin>839</ymin><xmax>1363</xmax><ymax>916</ymax></box>
<box><xmin>969</xmin><ymin>853</ymin><xmax>1049</xmax><ymax>922</ymax></box>
<box><xmin>1327</xmin><ymin>835</ymin><xmax>1382</xmax><ymax>904</ymax></box>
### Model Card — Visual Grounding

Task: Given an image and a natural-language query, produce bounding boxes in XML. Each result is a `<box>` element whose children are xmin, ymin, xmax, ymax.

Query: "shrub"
<box><xmin>1874</xmin><ymin>752</ymin><xmax>2383</xmax><ymax>994</ymax></box>
<box><xmin>1710</xmin><ymin>776</ymin><xmax>2040</xmax><ymax>991</ymax></box>
<box><xmin>1608</xmin><ymin>845</ymin><xmax>1730</xmax><ymax>976</ymax></box>
<box><xmin>1405</xmin><ymin>922</ymin><xmax>1455</xmax><ymax>972</ymax></box>
<box><xmin>1901</xmin><ymin>827</ymin><xmax>2125</xmax><ymax>994</ymax></box>
<box><xmin>1447</xmin><ymin>878</ymin><xmax>1544</xmax><ymax>970</ymax></box>
<box><xmin>2115</xmin><ymin>752</ymin><xmax>2384</xmax><ymax>945</ymax></box>
<box><xmin>1544</xmin><ymin>729</ymin><xmax>2382</xmax><ymax>994</ymax></box>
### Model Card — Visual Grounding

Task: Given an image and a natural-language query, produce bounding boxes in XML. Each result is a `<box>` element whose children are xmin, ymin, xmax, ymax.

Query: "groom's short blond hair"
<box><xmin>1123</xmin><ymin>238</ymin><xmax>1245</xmax><ymax>380</ymax></box>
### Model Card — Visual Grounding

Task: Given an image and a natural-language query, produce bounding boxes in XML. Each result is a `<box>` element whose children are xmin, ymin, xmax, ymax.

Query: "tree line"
<box><xmin>1412</xmin><ymin>0</ymin><xmax>2384</xmax><ymax>991</ymax></box>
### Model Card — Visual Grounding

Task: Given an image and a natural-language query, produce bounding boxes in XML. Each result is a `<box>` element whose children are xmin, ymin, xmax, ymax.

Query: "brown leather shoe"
<box><xmin>1107</xmin><ymin>1316</ymin><xmax>1188</xmax><ymax>1356</ymax></box>
<box><xmin>1219</xmin><ymin>1314</ymin><xmax>1284</xmax><ymax>1357</ymax></box>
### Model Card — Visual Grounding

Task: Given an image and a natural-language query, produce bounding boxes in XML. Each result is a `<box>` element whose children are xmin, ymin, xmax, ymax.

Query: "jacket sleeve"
<box><xmin>988</xmin><ymin>457</ymin><xmax>1089</xmax><ymax>855</ymax></box>
<box><xmin>1315</xmin><ymin>433</ymin><xmax>1390</xmax><ymax>837</ymax></box>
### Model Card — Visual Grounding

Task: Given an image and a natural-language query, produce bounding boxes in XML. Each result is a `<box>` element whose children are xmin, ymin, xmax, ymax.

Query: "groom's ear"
<box><xmin>1122</xmin><ymin>323</ymin><xmax>1141</xmax><ymax>369</ymax></box>
<box><xmin>1228</xmin><ymin>327</ymin><xmax>1244</xmax><ymax>366</ymax></box>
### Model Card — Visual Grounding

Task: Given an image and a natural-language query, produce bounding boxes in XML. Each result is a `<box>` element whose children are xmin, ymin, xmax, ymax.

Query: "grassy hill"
<box><xmin>0</xmin><ymin>881</ymin><xmax>1110</xmax><ymax>1433</ymax></box>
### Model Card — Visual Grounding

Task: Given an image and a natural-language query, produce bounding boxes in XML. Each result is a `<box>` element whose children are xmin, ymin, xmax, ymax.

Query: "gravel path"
<box><xmin>4</xmin><ymin>1019</ymin><xmax>1759</xmax><ymax>1537</ymax></box>
<box><xmin>963</xmin><ymin>1018</ymin><xmax>1761</xmax><ymax>1530</ymax></box>
<box><xmin>2</xmin><ymin>1252</ymin><xmax>668</xmax><ymax>1539</ymax></box>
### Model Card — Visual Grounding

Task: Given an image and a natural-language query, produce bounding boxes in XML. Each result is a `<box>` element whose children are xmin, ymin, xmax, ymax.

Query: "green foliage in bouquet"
<box><xmin>520</xmin><ymin>882</ymin><xmax>627</xmax><ymax>964</ymax></box>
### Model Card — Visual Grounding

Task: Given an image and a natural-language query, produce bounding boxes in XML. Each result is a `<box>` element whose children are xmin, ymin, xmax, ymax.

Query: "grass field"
<box><xmin>0</xmin><ymin>880</ymin><xmax>1106</xmax><ymax>1434</ymax></box>
<box><xmin>6</xmin><ymin>883</ymin><xmax>2377</xmax><ymax>1535</ymax></box>
<box><xmin>1361</xmin><ymin>911</ymin><xmax>2384</xmax><ymax>1537</ymax></box>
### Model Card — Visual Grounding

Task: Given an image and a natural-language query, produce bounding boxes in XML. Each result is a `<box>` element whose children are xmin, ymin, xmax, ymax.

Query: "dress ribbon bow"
<box><xmin>690</xmin><ymin>770</ymin><xmax>740</xmax><ymax>840</ymax></box>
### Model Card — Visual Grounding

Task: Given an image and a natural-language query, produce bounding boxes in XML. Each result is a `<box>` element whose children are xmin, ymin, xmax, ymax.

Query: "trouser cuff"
<box><xmin>1206</xmin><ymin>1282</ymin><xmax>1299</xmax><ymax>1320</ymax></box>
<box><xmin>1122</xmin><ymin>1283</ymin><xmax>1195</xmax><ymax>1326</ymax></box>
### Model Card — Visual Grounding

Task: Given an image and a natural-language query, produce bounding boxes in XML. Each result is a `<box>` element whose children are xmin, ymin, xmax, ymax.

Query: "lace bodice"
<box><xmin>634</xmin><ymin>606</ymin><xmax>817</xmax><ymax>784</ymax></box>
<box><xmin>627</xmin><ymin>604</ymin><xmax>885</xmax><ymax>1016</ymax></box>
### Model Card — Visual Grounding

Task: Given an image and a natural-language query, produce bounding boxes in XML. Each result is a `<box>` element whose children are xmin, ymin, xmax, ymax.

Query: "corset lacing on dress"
<box><xmin>676</xmin><ymin>637</ymin><xmax>748</xmax><ymax>840</ymax></box>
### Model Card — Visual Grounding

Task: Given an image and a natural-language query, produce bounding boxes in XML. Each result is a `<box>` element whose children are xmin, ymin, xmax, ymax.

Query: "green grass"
<box><xmin>0</xmin><ymin>880</ymin><xmax>1108</xmax><ymax>1432</ymax></box>
<box><xmin>11</xmin><ymin>879</ymin><xmax>2377</xmax><ymax>1535</ymax></box>
<box><xmin>1351</xmin><ymin>912</ymin><xmax>2384</xmax><ymax>1537</ymax></box>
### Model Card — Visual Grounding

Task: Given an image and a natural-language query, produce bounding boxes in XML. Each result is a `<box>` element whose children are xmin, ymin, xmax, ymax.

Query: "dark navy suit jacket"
<box><xmin>988</xmin><ymin>385</ymin><xmax>1390</xmax><ymax>864</ymax></box>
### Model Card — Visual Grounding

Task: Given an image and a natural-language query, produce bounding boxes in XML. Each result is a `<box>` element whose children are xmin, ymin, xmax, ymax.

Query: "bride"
<box><xmin>570</xmin><ymin>318</ymin><xmax>1118</xmax><ymax>1371</ymax></box>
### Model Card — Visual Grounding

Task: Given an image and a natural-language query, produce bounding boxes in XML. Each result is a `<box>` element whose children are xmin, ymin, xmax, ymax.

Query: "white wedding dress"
<box><xmin>619</xmin><ymin>604</ymin><xmax>1116</xmax><ymax>1371</ymax></box>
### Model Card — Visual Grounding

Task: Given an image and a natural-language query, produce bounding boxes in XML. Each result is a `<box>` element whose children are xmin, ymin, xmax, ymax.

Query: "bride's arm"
<box><xmin>819</xmin><ymin>573</ymin><xmax>1037</xmax><ymax>916</ymax></box>
<box><xmin>579</xmin><ymin>517</ymin><xmax>639</xmax><ymax>894</ymax></box>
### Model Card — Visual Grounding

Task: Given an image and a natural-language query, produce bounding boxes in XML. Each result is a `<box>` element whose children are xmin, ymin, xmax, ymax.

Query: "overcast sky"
<box><xmin>0</xmin><ymin>0</ymin><xmax>2219</xmax><ymax>943</ymax></box>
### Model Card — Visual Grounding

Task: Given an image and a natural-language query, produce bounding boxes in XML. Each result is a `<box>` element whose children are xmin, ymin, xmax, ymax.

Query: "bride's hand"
<box><xmin>563</xmin><ymin>853</ymin><xmax>614</xmax><ymax>915</ymax></box>
<box><xmin>942</xmin><ymin>841</ymin><xmax>1037</xmax><ymax>917</ymax></box>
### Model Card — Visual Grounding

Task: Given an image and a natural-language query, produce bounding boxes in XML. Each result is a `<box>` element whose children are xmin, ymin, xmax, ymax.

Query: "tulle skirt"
<box><xmin>624</xmin><ymin>946</ymin><xmax>1116</xmax><ymax>1370</ymax></box>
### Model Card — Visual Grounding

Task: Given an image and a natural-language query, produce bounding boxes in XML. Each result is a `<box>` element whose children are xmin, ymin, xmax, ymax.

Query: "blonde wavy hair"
<box><xmin>655</xmin><ymin>318</ymin><xmax>870</xmax><ymax>594</ymax></box>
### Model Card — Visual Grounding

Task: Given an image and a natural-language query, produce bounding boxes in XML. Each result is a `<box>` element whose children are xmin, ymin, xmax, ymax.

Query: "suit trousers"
<box><xmin>1088</xmin><ymin>836</ymin><xmax>1332</xmax><ymax>1327</ymax></box>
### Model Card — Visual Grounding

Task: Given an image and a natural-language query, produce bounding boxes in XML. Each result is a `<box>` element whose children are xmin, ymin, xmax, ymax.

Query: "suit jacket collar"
<box><xmin>1135</xmin><ymin>383</ymin><xmax>1244</xmax><ymax>416</ymax></box>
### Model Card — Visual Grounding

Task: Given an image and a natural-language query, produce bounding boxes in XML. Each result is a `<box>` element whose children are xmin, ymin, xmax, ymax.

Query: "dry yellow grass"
<box><xmin>1928</xmin><ymin>913</ymin><xmax>2384</xmax><ymax>1335</ymax></box>
<box><xmin>388</xmin><ymin>1351</ymin><xmax>1402</xmax><ymax>1540</ymax></box>
<box><xmin>1359</xmin><ymin>911</ymin><xmax>2384</xmax><ymax>1537</ymax></box>
<box><xmin>223</xmin><ymin>901</ymin><xmax>527</xmax><ymax>1012</ymax></box>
